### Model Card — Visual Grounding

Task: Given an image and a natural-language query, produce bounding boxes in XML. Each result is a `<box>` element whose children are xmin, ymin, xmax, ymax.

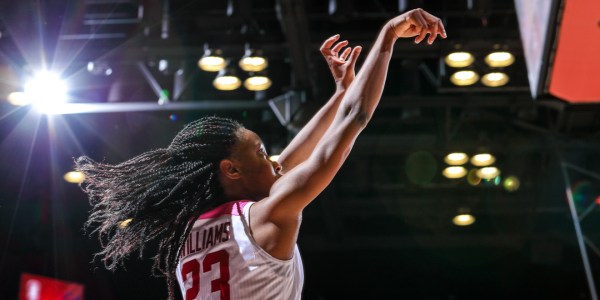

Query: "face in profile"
<box><xmin>225</xmin><ymin>128</ymin><xmax>282</xmax><ymax>200</ymax></box>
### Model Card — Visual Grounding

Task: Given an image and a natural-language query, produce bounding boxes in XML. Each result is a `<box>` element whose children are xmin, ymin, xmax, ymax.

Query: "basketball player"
<box><xmin>76</xmin><ymin>8</ymin><xmax>446</xmax><ymax>300</ymax></box>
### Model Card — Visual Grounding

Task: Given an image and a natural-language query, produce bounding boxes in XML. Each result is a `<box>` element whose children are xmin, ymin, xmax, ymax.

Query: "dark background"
<box><xmin>1</xmin><ymin>0</ymin><xmax>600</xmax><ymax>299</ymax></box>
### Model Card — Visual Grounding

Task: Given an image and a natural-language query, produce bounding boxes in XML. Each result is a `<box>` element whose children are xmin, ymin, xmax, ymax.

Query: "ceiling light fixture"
<box><xmin>453</xmin><ymin>213</ymin><xmax>476</xmax><ymax>226</ymax></box>
<box><xmin>470</xmin><ymin>153</ymin><xmax>496</xmax><ymax>166</ymax></box>
<box><xmin>244</xmin><ymin>72</ymin><xmax>272</xmax><ymax>91</ymax></box>
<box><xmin>444</xmin><ymin>51</ymin><xmax>474</xmax><ymax>68</ymax></box>
<box><xmin>198</xmin><ymin>44</ymin><xmax>226</xmax><ymax>72</ymax></box>
<box><xmin>481</xmin><ymin>72</ymin><xmax>510</xmax><ymax>87</ymax></box>
<box><xmin>213</xmin><ymin>66</ymin><xmax>241</xmax><ymax>91</ymax></box>
<box><xmin>444</xmin><ymin>152</ymin><xmax>469</xmax><ymax>165</ymax></box>
<box><xmin>485</xmin><ymin>51</ymin><xmax>515</xmax><ymax>68</ymax></box>
<box><xmin>239</xmin><ymin>44</ymin><xmax>268</xmax><ymax>72</ymax></box>
<box><xmin>442</xmin><ymin>166</ymin><xmax>467</xmax><ymax>179</ymax></box>
<box><xmin>477</xmin><ymin>166</ymin><xmax>500</xmax><ymax>179</ymax></box>
<box><xmin>450</xmin><ymin>70</ymin><xmax>479</xmax><ymax>86</ymax></box>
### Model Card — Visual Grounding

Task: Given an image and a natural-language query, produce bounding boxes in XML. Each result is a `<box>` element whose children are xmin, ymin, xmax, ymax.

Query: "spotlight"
<box><xmin>213</xmin><ymin>66</ymin><xmax>241</xmax><ymax>91</ymax></box>
<box><xmin>485</xmin><ymin>51</ymin><xmax>514</xmax><ymax>68</ymax></box>
<box><xmin>481</xmin><ymin>72</ymin><xmax>509</xmax><ymax>87</ymax></box>
<box><xmin>470</xmin><ymin>153</ymin><xmax>495</xmax><ymax>166</ymax></box>
<box><xmin>444</xmin><ymin>152</ymin><xmax>469</xmax><ymax>165</ymax></box>
<box><xmin>244</xmin><ymin>72</ymin><xmax>272</xmax><ymax>91</ymax></box>
<box><xmin>444</xmin><ymin>51</ymin><xmax>474</xmax><ymax>68</ymax></box>
<box><xmin>442</xmin><ymin>166</ymin><xmax>467</xmax><ymax>179</ymax></box>
<box><xmin>269</xmin><ymin>155</ymin><xmax>280</xmax><ymax>162</ymax></box>
<box><xmin>25</xmin><ymin>70</ymin><xmax>68</xmax><ymax>112</ymax></box>
<box><xmin>239</xmin><ymin>44</ymin><xmax>268</xmax><ymax>72</ymax></box>
<box><xmin>450</xmin><ymin>70</ymin><xmax>479</xmax><ymax>86</ymax></box>
<box><xmin>198</xmin><ymin>45</ymin><xmax>226</xmax><ymax>72</ymax></box>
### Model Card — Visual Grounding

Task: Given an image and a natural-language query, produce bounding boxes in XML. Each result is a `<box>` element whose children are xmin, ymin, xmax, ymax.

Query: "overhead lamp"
<box><xmin>25</xmin><ymin>70</ymin><xmax>68</xmax><ymax>113</ymax></box>
<box><xmin>481</xmin><ymin>72</ymin><xmax>509</xmax><ymax>87</ymax></box>
<box><xmin>453</xmin><ymin>213</ymin><xmax>475</xmax><ymax>226</ymax></box>
<box><xmin>444</xmin><ymin>152</ymin><xmax>469</xmax><ymax>165</ymax></box>
<box><xmin>470</xmin><ymin>153</ymin><xmax>495</xmax><ymax>166</ymax></box>
<box><xmin>244</xmin><ymin>72</ymin><xmax>272</xmax><ymax>91</ymax></box>
<box><xmin>444</xmin><ymin>51</ymin><xmax>474</xmax><ymax>68</ymax></box>
<box><xmin>442</xmin><ymin>166</ymin><xmax>467</xmax><ymax>179</ymax></box>
<box><xmin>477</xmin><ymin>166</ymin><xmax>500</xmax><ymax>179</ymax></box>
<box><xmin>239</xmin><ymin>44</ymin><xmax>268</xmax><ymax>72</ymax></box>
<box><xmin>450</xmin><ymin>70</ymin><xmax>479</xmax><ymax>86</ymax></box>
<box><xmin>213</xmin><ymin>66</ymin><xmax>241</xmax><ymax>91</ymax></box>
<box><xmin>198</xmin><ymin>45</ymin><xmax>226</xmax><ymax>72</ymax></box>
<box><xmin>485</xmin><ymin>51</ymin><xmax>515</xmax><ymax>68</ymax></box>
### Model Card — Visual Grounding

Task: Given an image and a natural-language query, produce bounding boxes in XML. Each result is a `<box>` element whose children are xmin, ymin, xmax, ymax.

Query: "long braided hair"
<box><xmin>76</xmin><ymin>116</ymin><xmax>243</xmax><ymax>299</ymax></box>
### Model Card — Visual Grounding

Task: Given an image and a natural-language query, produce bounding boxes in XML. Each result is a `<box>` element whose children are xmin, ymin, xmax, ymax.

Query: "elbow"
<box><xmin>343</xmin><ymin>101</ymin><xmax>371</xmax><ymax>128</ymax></box>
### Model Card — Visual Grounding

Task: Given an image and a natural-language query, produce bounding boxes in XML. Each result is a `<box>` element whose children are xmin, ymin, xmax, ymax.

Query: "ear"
<box><xmin>219</xmin><ymin>159</ymin><xmax>241</xmax><ymax>180</ymax></box>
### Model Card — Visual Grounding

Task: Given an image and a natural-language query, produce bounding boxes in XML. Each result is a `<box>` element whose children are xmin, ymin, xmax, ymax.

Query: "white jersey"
<box><xmin>176</xmin><ymin>200</ymin><xmax>304</xmax><ymax>300</ymax></box>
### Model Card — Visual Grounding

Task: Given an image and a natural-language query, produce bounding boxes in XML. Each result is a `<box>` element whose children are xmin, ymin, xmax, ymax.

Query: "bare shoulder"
<box><xmin>248</xmin><ymin>197</ymin><xmax>301</xmax><ymax>260</ymax></box>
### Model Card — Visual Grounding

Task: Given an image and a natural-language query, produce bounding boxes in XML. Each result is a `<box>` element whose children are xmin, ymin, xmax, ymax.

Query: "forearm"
<box><xmin>341</xmin><ymin>25</ymin><xmax>397</xmax><ymax>123</ymax></box>
<box><xmin>277</xmin><ymin>88</ymin><xmax>346</xmax><ymax>172</ymax></box>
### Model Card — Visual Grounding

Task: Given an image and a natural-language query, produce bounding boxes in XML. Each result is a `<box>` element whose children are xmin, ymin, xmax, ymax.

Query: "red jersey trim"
<box><xmin>198</xmin><ymin>200</ymin><xmax>251</xmax><ymax>219</ymax></box>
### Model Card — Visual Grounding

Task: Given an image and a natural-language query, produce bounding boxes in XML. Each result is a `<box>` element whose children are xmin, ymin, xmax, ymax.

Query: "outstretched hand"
<box><xmin>388</xmin><ymin>8</ymin><xmax>447</xmax><ymax>44</ymax></box>
<box><xmin>320</xmin><ymin>35</ymin><xmax>362</xmax><ymax>90</ymax></box>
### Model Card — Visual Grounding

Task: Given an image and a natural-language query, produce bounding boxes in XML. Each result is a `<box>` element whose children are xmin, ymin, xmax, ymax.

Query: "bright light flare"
<box><xmin>63</xmin><ymin>171</ymin><xmax>85</xmax><ymax>184</ymax></box>
<box><xmin>25</xmin><ymin>71</ymin><xmax>68</xmax><ymax>113</ymax></box>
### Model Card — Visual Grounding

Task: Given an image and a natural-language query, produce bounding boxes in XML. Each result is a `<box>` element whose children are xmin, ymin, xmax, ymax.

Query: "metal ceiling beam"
<box><xmin>276</xmin><ymin>0</ymin><xmax>314</xmax><ymax>94</ymax></box>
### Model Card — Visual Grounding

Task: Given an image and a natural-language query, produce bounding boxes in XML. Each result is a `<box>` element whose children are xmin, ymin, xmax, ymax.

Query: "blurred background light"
<box><xmin>485</xmin><ymin>51</ymin><xmax>515</xmax><ymax>67</ymax></box>
<box><xmin>481</xmin><ymin>72</ymin><xmax>510</xmax><ymax>87</ymax></box>
<box><xmin>198</xmin><ymin>46</ymin><xmax>226</xmax><ymax>72</ymax></box>
<box><xmin>503</xmin><ymin>175</ymin><xmax>520</xmax><ymax>192</ymax></box>
<box><xmin>119</xmin><ymin>218</ymin><xmax>133</xmax><ymax>228</ymax></box>
<box><xmin>445</xmin><ymin>51</ymin><xmax>474</xmax><ymax>68</ymax></box>
<box><xmin>239</xmin><ymin>45</ymin><xmax>268</xmax><ymax>72</ymax></box>
<box><xmin>244</xmin><ymin>73</ymin><xmax>272</xmax><ymax>91</ymax></box>
<box><xmin>442</xmin><ymin>166</ymin><xmax>467</xmax><ymax>179</ymax></box>
<box><xmin>470</xmin><ymin>153</ymin><xmax>496</xmax><ymax>166</ymax></box>
<box><xmin>213</xmin><ymin>67</ymin><xmax>241</xmax><ymax>90</ymax></box>
<box><xmin>453</xmin><ymin>213</ymin><xmax>475</xmax><ymax>226</ymax></box>
<box><xmin>63</xmin><ymin>171</ymin><xmax>85</xmax><ymax>184</ymax></box>
<box><xmin>450</xmin><ymin>70</ymin><xmax>479</xmax><ymax>86</ymax></box>
<box><xmin>25</xmin><ymin>71</ymin><xmax>68</xmax><ymax>112</ymax></box>
<box><xmin>477</xmin><ymin>166</ymin><xmax>500</xmax><ymax>179</ymax></box>
<box><xmin>444</xmin><ymin>152</ymin><xmax>469</xmax><ymax>165</ymax></box>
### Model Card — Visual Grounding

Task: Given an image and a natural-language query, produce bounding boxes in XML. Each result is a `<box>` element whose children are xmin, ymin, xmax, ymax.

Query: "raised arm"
<box><xmin>276</xmin><ymin>35</ymin><xmax>361</xmax><ymax>172</ymax></box>
<box><xmin>251</xmin><ymin>9</ymin><xmax>446</xmax><ymax>259</ymax></box>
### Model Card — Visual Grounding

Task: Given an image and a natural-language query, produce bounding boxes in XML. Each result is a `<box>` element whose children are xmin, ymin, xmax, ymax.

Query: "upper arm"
<box><xmin>257</xmin><ymin>102</ymin><xmax>367</xmax><ymax>223</ymax></box>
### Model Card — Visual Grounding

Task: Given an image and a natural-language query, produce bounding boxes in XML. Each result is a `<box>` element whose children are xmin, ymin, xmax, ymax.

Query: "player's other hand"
<box><xmin>320</xmin><ymin>34</ymin><xmax>362</xmax><ymax>90</ymax></box>
<box><xmin>388</xmin><ymin>8</ymin><xmax>447</xmax><ymax>44</ymax></box>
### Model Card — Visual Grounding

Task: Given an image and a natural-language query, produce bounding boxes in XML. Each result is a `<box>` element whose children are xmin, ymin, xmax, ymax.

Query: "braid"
<box><xmin>76</xmin><ymin>116</ymin><xmax>242</xmax><ymax>299</ymax></box>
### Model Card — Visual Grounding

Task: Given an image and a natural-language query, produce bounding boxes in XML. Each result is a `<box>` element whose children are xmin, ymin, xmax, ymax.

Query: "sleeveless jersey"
<box><xmin>176</xmin><ymin>201</ymin><xmax>304</xmax><ymax>300</ymax></box>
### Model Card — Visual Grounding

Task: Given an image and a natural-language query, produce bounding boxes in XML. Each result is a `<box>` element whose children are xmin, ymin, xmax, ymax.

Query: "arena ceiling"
<box><xmin>0</xmin><ymin>0</ymin><xmax>599</xmax><ymax>299</ymax></box>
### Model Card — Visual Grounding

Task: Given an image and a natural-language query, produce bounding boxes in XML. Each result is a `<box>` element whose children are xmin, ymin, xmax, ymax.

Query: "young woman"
<box><xmin>77</xmin><ymin>9</ymin><xmax>446</xmax><ymax>300</ymax></box>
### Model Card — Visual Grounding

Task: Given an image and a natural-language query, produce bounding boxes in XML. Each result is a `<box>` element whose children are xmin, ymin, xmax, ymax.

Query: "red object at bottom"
<box><xmin>19</xmin><ymin>273</ymin><xmax>84</xmax><ymax>300</ymax></box>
